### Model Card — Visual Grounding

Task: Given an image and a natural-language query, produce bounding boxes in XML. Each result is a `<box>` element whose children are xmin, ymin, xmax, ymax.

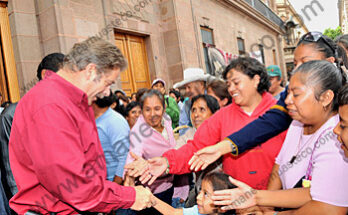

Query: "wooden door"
<box><xmin>115</xmin><ymin>33</ymin><xmax>150</xmax><ymax>96</ymax></box>
<box><xmin>0</xmin><ymin>35</ymin><xmax>9</xmax><ymax>103</ymax></box>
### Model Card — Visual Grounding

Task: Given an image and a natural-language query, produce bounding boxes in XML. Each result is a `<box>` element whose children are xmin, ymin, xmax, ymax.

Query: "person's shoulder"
<box><xmin>108</xmin><ymin>109</ymin><xmax>129</xmax><ymax>126</ymax></box>
<box><xmin>183</xmin><ymin>205</ymin><xmax>200</xmax><ymax>215</ymax></box>
<box><xmin>214</xmin><ymin>103</ymin><xmax>235</xmax><ymax>116</ymax></box>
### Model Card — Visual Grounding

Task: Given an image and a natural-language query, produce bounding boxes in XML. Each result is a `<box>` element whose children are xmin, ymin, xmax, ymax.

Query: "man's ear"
<box><xmin>84</xmin><ymin>63</ymin><xmax>98</xmax><ymax>81</ymax></box>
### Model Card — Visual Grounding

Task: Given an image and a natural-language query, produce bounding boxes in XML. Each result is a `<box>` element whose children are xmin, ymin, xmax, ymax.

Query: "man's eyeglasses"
<box><xmin>298</xmin><ymin>31</ymin><xmax>337</xmax><ymax>57</ymax></box>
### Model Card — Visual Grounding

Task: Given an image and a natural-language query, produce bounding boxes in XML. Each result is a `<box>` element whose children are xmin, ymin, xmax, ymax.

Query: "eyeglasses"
<box><xmin>298</xmin><ymin>32</ymin><xmax>337</xmax><ymax>56</ymax></box>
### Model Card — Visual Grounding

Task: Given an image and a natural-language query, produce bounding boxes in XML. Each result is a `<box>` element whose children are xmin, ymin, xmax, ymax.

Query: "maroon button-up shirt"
<box><xmin>9</xmin><ymin>72</ymin><xmax>135</xmax><ymax>214</ymax></box>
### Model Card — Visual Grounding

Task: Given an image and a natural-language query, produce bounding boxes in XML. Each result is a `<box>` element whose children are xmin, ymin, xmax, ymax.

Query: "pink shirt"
<box><xmin>276</xmin><ymin>115</ymin><xmax>348</xmax><ymax>207</ymax></box>
<box><xmin>127</xmin><ymin>114</ymin><xmax>176</xmax><ymax>194</ymax></box>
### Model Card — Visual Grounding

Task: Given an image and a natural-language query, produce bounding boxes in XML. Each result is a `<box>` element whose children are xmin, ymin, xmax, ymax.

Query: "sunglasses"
<box><xmin>298</xmin><ymin>32</ymin><xmax>337</xmax><ymax>56</ymax></box>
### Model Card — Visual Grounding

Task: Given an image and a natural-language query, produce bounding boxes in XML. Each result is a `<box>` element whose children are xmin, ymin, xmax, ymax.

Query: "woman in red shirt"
<box><xmin>157</xmin><ymin>57</ymin><xmax>286</xmax><ymax>190</ymax></box>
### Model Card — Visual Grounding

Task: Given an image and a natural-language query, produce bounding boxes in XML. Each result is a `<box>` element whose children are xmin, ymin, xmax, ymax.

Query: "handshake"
<box><xmin>130</xmin><ymin>186</ymin><xmax>157</xmax><ymax>210</ymax></box>
<box><xmin>125</xmin><ymin>152</ymin><xmax>168</xmax><ymax>210</ymax></box>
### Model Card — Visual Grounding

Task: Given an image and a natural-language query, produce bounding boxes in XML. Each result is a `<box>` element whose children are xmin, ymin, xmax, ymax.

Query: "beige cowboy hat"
<box><xmin>173</xmin><ymin>68</ymin><xmax>210</xmax><ymax>89</ymax></box>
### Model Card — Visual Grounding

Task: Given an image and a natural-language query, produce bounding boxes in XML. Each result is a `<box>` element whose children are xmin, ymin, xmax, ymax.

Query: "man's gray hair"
<box><xmin>64</xmin><ymin>36</ymin><xmax>127</xmax><ymax>73</ymax></box>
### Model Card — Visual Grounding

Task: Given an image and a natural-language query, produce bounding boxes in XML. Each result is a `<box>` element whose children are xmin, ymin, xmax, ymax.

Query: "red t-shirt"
<box><xmin>9</xmin><ymin>72</ymin><xmax>135</xmax><ymax>214</ymax></box>
<box><xmin>164</xmin><ymin>92</ymin><xmax>286</xmax><ymax>189</ymax></box>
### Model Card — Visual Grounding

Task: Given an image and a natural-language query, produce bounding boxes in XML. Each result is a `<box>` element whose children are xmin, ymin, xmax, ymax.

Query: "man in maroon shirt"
<box><xmin>9</xmin><ymin>37</ymin><xmax>152</xmax><ymax>214</ymax></box>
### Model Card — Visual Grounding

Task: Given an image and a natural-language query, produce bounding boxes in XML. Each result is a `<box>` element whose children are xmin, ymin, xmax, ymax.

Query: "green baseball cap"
<box><xmin>267</xmin><ymin>65</ymin><xmax>282</xmax><ymax>78</ymax></box>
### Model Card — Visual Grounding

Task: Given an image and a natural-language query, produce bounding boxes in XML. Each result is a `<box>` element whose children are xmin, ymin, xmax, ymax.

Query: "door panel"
<box><xmin>115</xmin><ymin>33</ymin><xmax>150</xmax><ymax>95</ymax></box>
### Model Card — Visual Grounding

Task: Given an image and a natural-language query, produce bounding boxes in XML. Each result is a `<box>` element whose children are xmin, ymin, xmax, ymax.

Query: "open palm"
<box><xmin>188</xmin><ymin>144</ymin><xmax>222</xmax><ymax>171</ymax></box>
<box><xmin>139</xmin><ymin>157</ymin><xmax>167</xmax><ymax>185</ymax></box>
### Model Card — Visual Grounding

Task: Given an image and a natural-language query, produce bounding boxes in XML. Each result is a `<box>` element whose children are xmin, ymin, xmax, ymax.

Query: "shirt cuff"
<box><xmin>224</xmin><ymin>137</ymin><xmax>239</xmax><ymax>156</ymax></box>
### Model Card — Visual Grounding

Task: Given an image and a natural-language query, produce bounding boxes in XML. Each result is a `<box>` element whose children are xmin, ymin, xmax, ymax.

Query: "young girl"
<box><xmin>152</xmin><ymin>172</ymin><xmax>238</xmax><ymax>215</ymax></box>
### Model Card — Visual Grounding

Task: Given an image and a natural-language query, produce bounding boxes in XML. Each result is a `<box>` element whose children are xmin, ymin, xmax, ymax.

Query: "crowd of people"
<box><xmin>0</xmin><ymin>32</ymin><xmax>348</xmax><ymax>215</ymax></box>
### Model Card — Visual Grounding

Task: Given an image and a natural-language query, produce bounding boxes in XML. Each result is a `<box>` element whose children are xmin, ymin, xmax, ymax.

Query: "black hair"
<box><xmin>202</xmin><ymin>172</ymin><xmax>237</xmax><ymax>215</ymax></box>
<box><xmin>125</xmin><ymin>101</ymin><xmax>141</xmax><ymax>117</ymax></box>
<box><xmin>207</xmin><ymin>80</ymin><xmax>232</xmax><ymax>106</ymax></box>
<box><xmin>335</xmin><ymin>34</ymin><xmax>348</xmax><ymax>51</ymax></box>
<box><xmin>37</xmin><ymin>53</ymin><xmax>65</xmax><ymax>80</ymax></box>
<box><xmin>222</xmin><ymin>57</ymin><xmax>270</xmax><ymax>94</ymax></box>
<box><xmin>293</xmin><ymin>60</ymin><xmax>346</xmax><ymax>112</ymax></box>
<box><xmin>1</xmin><ymin>101</ymin><xmax>11</xmax><ymax>108</ymax></box>
<box><xmin>136</xmin><ymin>88</ymin><xmax>148</xmax><ymax>102</ymax></box>
<box><xmin>297</xmin><ymin>34</ymin><xmax>337</xmax><ymax>59</ymax></box>
<box><xmin>140</xmin><ymin>89</ymin><xmax>165</xmax><ymax>109</ymax></box>
<box><xmin>297</xmin><ymin>34</ymin><xmax>348</xmax><ymax>73</ymax></box>
<box><xmin>337</xmin><ymin>44</ymin><xmax>348</xmax><ymax>70</ymax></box>
<box><xmin>113</xmin><ymin>92</ymin><xmax>126</xmax><ymax>116</ymax></box>
<box><xmin>94</xmin><ymin>90</ymin><xmax>116</xmax><ymax>108</ymax></box>
<box><xmin>169</xmin><ymin>89</ymin><xmax>181</xmax><ymax>100</ymax></box>
<box><xmin>191</xmin><ymin>95</ymin><xmax>220</xmax><ymax>114</ymax></box>
<box><xmin>338</xmin><ymin>84</ymin><xmax>348</xmax><ymax>106</ymax></box>
<box><xmin>114</xmin><ymin>90</ymin><xmax>126</xmax><ymax>96</ymax></box>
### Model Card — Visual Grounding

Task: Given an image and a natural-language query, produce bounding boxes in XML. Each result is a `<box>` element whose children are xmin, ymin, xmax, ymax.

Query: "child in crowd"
<box><xmin>152</xmin><ymin>172</ymin><xmax>238</xmax><ymax>215</ymax></box>
<box><xmin>334</xmin><ymin>84</ymin><xmax>348</xmax><ymax>159</ymax></box>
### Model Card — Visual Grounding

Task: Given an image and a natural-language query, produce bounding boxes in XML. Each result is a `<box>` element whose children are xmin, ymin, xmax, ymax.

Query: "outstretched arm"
<box><xmin>227</xmin><ymin>88</ymin><xmax>291</xmax><ymax>155</ymax></box>
<box><xmin>278</xmin><ymin>201</ymin><xmax>348</xmax><ymax>215</ymax></box>
<box><xmin>152</xmin><ymin>195</ymin><xmax>183</xmax><ymax>215</ymax></box>
<box><xmin>212</xmin><ymin>177</ymin><xmax>311</xmax><ymax>210</ymax></box>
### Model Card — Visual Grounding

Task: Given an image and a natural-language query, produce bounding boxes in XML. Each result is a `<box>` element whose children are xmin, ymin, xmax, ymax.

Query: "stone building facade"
<box><xmin>6</xmin><ymin>0</ymin><xmax>286</xmax><ymax>97</ymax></box>
<box><xmin>276</xmin><ymin>0</ymin><xmax>309</xmax><ymax>77</ymax></box>
<box><xmin>339</xmin><ymin>0</ymin><xmax>348</xmax><ymax>34</ymax></box>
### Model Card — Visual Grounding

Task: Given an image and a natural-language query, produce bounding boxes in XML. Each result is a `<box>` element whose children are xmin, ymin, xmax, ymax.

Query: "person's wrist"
<box><xmin>163</xmin><ymin>157</ymin><xmax>170</xmax><ymax>175</ymax></box>
<box><xmin>219</xmin><ymin>139</ymin><xmax>234</xmax><ymax>155</ymax></box>
<box><xmin>255</xmin><ymin>189</ymin><xmax>263</xmax><ymax>206</ymax></box>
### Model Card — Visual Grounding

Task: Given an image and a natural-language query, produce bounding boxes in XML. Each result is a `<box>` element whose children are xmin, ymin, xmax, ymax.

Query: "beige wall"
<box><xmin>187</xmin><ymin>0</ymin><xmax>285</xmax><ymax>70</ymax></box>
<box><xmin>8</xmin><ymin>0</ymin><xmax>287</xmax><ymax>96</ymax></box>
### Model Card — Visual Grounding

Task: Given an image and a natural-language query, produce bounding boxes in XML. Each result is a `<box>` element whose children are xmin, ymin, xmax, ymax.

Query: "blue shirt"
<box><xmin>183</xmin><ymin>205</ymin><xmax>203</xmax><ymax>215</ymax></box>
<box><xmin>179</xmin><ymin>99</ymin><xmax>192</xmax><ymax>136</ymax></box>
<box><xmin>96</xmin><ymin>108</ymin><xmax>130</xmax><ymax>181</ymax></box>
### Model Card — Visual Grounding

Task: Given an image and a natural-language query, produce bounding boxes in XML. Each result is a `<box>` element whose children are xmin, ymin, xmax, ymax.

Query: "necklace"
<box><xmin>289</xmin><ymin>127</ymin><xmax>316</xmax><ymax>164</ymax></box>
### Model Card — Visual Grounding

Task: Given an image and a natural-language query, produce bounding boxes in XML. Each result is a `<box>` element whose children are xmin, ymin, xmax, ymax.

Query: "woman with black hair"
<box><xmin>335</xmin><ymin>34</ymin><xmax>348</xmax><ymax>54</ymax></box>
<box><xmin>173</xmin><ymin>95</ymin><xmax>220</xmax><ymax>208</ymax></box>
<box><xmin>189</xmin><ymin>32</ymin><xmax>348</xmax><ymax>171</ymax></box>
<box><xmin>125</xmin><ymin>101</ymin><xmax>141</xmax><ymax>129</ymax></box>
<box><xmin>125</xmin><ymin>89</ymin><xmax>176</xmax><ymax>215</ymax></box>
<box><xmin>206</xmin><ymin>80</ymin><xmax>232</xmax><ymax>107</ymax></box>
<box><xmin>127</xmin><ymin>57</ymin><xmax>287</xmax><ymax>193</ymax></box>
<box><xmin>213</xmin><ymin>61</ymin><xmax>348</xmax><ymax>214</ymax></box>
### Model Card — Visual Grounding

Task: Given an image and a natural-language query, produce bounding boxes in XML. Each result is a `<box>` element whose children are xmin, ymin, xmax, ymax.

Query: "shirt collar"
<box><xmin>47</xmin><ymin>72</ymin><xmax>89</xmax><ymax>108</ymax></box>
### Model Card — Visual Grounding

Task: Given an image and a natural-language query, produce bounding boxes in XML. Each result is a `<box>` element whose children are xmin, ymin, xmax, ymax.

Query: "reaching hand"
<box><xmin>124</xmin><ymin>152</ymin><xmax>149</xmax><ymax>178</ymax></box>
<box><xmin>188</xmin><ymin>144</ymin><xmax>222</xmax><ymax>171</ymax></box>
<box><xmin>212</xmin><ymin>177</ymin><xmax>257</xmax><ymax>210</ymax></box>
<box><xmin>139</xmin><ymin>157</ymin><xmax>168</xmax><ymax>185</ymax></box>
<box><xmin>131</xmin><ymin>186</ymin><xmax>154</xmax><ymax>210</ymax></box>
